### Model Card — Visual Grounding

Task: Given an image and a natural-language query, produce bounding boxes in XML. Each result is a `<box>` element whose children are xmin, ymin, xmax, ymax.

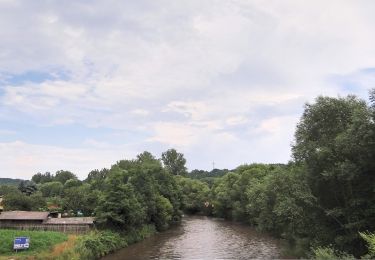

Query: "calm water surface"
<box><xmin>102</xmin><ymin>216</ymin><xmax>281</xmax><ymax>260</ymax></box>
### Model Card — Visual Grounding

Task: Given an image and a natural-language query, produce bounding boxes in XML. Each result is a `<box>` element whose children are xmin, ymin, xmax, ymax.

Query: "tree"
<box><xmin>153</xmin><ymin>195</ymin><xmax>173</xmax><ymax>231</ymax></box>
<box><xmin>31</xmin><ymin>172</ymin><xmax>54</xmax><ymax>184</ymax></box>
<box><xmin>54</xmin><ymin>170</ymin><xmax>77</xmax><ymax>184</ymax></box>
<box><xmin>161</xmin><ymin>149</ymin><xmax>187</xmax><ymax>176</ymax></box>
<box><xmin>95</xmin><ymin>166</ymin><xmax>146</xmax><ymax>229</ymax></box>
<box><xmin>63</xmin><ymin>179</ymin><xmax>82</xmax><ymax>190</ymax></box>
<box><xmin>292</xmin><ymin>95</ymin><xmax>375</xmax><ymax>255</ymax></box>
<box><xmin>0</xmin><ymin>185</ymin><xmax>18</xmax><ymax>196</ymax></box>
<box><xmin>40</xmin><ymin>181</ymin><xmax>63</xmax><ymax>197</ymax></box>
<box><xmin>4</xmin><ymin>191</ymin><xmax>46</xmax><ymax>211</ymax></box>
<box><xmin>18</xmin><ymin>180</ymin><xmax>37</xmax><ymax>196</ymax></box>
<box><xmin>63</xmin><ymin>184</ymin><xmax>98</xmax><ymax>216</ymax></box>
<box><xmin>369</xmin><ymin>88</ymin><xmax>375</xmax><ymax>108</ymax></box>
<box><xmin>176</xmin><ymin>176</ymin><xmax>210</xmax><ymax>214</ymax></box>
<box><xmin>86</xmin><ymin>168</ymin><xmax>109</xmax><ymax>183</ymax></box>
<box><xmin>137</xmin><ymin>151</ymin><xmax>161</xmax><ymax>165</ymax></box>
<box><xmin>116</xmin><ymin>152</ymin><xmax>181</xmax><ymax>229</ymax></box>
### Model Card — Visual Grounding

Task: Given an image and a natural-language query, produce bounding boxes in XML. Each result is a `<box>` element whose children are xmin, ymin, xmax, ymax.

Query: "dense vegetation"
<box><xmin>72</xmin><ymin>225</ymin><xmax>156</xmax><ymax>259</ymax></box>
<box><xmin>0</xmin><ymin>91</ymin><xmax>374</xmax><ymax>258</ymax></box>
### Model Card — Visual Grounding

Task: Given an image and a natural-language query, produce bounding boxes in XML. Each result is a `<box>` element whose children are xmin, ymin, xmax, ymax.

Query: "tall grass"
<box><xmin>72</xmin><ymin>225</ymin><xmax>156</xmax><ymax>260</ymax></box>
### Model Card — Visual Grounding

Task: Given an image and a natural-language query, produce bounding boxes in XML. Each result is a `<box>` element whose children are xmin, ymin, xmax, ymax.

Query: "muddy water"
<box><xmin>102</xmin><ymin>216</ymin><xmax>281</xmax><ymax>259</ymax></box>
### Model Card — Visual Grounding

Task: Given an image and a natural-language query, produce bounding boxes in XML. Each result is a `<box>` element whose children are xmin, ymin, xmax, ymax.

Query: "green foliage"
<box><xmin>176</xmin><ymin>176</ymin><xmax>210</xmax><ymax>214</ymax></box>
<box><xmin>54</xmin><ymin>170</ymin><xmax>78</xmax><ymax>184</ymax></box>
<box><xmin>360</xmin><ymin>232</ymin><xmax>375</xmax><ymax>258</ymax></box>
<box><xmin>292</xmin><ymin>95</ymin><xmax>375</xmax><ymax>255</ymax></box>
<box><xmin>152</xmin><ymin>195</ymin><xmax>173</xmax><ymax>231</ymax></box>
<box><xmin>95</xmin><ymin>166</ymin><xmax>146</xmax><ymax>229</ymax></box>
<box><xmin>3</xmin><ymin>191</ymin><xmax>46</xmax><ymax>211</ymax></box>
<box><xmin>63</xmin><ymin>179</ymin><xmax>82</xmax><ymax>190</ymax></box>
<box><xmin>0</xmin><ymin>229</ymin><xmax>67</xmax><ymax>256</ymax></box>
<box><xmin>32</xmin><ymin>172</ymin><xmax>54</xmax><ymax>184</ymax></box>
<box><xmin>188</xmin><ymin>168</ymin><xmax>230</xmax><ymax>180</ymax></box>
<box><xmin>18</xmin><ymin>180</ymin><xmax>37</xmax><ymax>196</ymax></box>
<box><xmin>63</xmin><ymin>183</ymin><xmax>98</xmax><ymax>216</ymax></box>
<box><xmin>0</xmin><ymin>185</ymin><xmax>19</xmax><ymax>196</ymax></box>
<box><xmin>211</xmin><ymin>164</ymin><xmax>274</xmax><ymax>221</ymax></box>
<box><xmin>75</xmin><ymin>230</ymin><xmax>126</xmax><ymax>259</ymax></box>
<box><xmin>206</xmin><ymin>92</ymin><xmax>375</xmax><ymax>258</ymax></box>
<box><xmin>85</xmin><ymin>168</ymin><xmax>109</xmax><ymax>190</ymax></box>
<box><xmin>312</xmin><ymin>246</ymin><xmax>355</xmax><ymax>260</ymax></box>
<box><xmin>75</xmin><ymin>225</ymin><xmax>156</xmax><ymax>259</ymax></box>
<box><xmin>95</xmin><ymin>152</ymin><xmax>182</xmax><ymax>231</ymax></box>
<box><xmin>40</xmin><ymin>181</ymin><xmax>64</xmax><ymax>197</ymax></box>
<box><xmin>161</xmin><ymin>148</ymin><xmax>187</xmax><ymax>176</ymax></box>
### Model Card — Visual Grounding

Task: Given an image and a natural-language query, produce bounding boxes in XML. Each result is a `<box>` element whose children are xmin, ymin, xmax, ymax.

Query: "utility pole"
<box><xmin>212</xmin><ymin>161</ymin><xmax>215</xmax><ymax>170</ymax></box>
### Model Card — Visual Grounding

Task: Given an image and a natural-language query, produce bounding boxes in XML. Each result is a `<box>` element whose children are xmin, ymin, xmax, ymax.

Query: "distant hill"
<box><xmin>0</xmin><ymin>178</ymin><xmax>24</xmax><ymax>186</ymax></box>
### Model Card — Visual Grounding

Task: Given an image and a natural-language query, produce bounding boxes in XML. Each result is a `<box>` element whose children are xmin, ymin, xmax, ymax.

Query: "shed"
<box><xmin>43</xmin><ymin>217</ymin><xmax>95</xmax><ymax>233</ymax></box>
<box><xmin>0</xmin><ymin>211</ymin><xmax>49</xmax><ymax>228</ymax></box>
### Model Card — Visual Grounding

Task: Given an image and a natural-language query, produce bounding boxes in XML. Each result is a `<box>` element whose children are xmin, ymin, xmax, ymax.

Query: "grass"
<box><xmin>0</xmin><ymin>229</ymin><xmax>68</xmax><ymax>258</ymax></box>
<box><xmin>0</xmin><ymin>225</ymin><xmax>157</xmax><ymax>259</ymax></box>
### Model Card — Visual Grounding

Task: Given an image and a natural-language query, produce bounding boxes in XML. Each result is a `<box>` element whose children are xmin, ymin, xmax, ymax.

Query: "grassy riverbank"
<box><xmin>0</xmin><ymin>229</ymin><xmax>68</xmax><ymax>258</ymax></box>
<box><xmin>67</xmin><ymin>225</ymin><xmax>156</xmax><ymax>259</ymax></box>
<box><xmin>0</xmin><ymin>225</ymin><xmax>156</xmax><ymax>259</ymax></box>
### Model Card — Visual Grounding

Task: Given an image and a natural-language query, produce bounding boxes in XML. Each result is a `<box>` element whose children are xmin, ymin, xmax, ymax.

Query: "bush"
<box><xmin>75</xmin><ymin>225</ymin><xmax>156</xmax><ymax>259</ymax></box>
<box><xmin>360</xmin><ymin>232</ymin><xmax>375</xmax><ymax>258</ymax></box>
<box><xmin>312</xmin><ymin>246</ymin><xmax>355</xmax><ymax>260</ymax></box>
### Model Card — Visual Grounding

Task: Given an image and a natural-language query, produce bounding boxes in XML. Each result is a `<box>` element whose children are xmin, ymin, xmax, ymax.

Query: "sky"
<box><xmin>1</xmin><ymin>0</ymin><xmax>375</xmax><ymax>180</ymax></box>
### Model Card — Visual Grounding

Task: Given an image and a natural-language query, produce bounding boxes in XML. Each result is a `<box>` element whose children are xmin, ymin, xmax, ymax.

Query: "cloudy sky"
<box><xmin>1</xmin><ymin>0</ymin><xmax>374</xmax><ymax>179</ymax></box>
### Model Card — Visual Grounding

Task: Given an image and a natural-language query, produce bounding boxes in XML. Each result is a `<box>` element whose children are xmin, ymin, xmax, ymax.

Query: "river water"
<box><xmin>102</xmin><ymin>216</ymin><xmax>281</xmax><ymax>259</ymax></box>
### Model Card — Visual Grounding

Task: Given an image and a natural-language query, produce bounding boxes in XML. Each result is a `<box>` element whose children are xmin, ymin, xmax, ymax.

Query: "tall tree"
<box><xmin>95</xmin><ymin>166</ymin><xmax>146</xmax><ymax>229</ymax></box>
<box><xmin>161</xmin><ymin>149</ymin><xmax>187</xmax><ymax>176</ymax></box>
<box><xmin>292</xmin><ymin>95</ymin><xmax>375</xmax><ymax>255</ymax></box>
<box><xmin>54</xmin><ymin>170</ymin><xmax>77</xmax><ymax>184</ymax></box>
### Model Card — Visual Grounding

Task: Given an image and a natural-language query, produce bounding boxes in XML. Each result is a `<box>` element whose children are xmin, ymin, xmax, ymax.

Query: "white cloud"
<box><xmin>0</xmin><ymin>1</ymin><xmax>374</xmax><ymax>175</ymax></box>
<box><xmin>131</xmin><ymin>109</ymin><xmax>150</xmax><ymax>116</ymax></box>
<box><xmin>254</xmin><ymin>116</ymin><xmax>299</xmax><ymax>135</ymax></box>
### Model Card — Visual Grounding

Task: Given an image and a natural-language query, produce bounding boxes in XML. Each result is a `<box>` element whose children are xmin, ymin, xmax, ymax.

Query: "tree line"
<box><xmin>0</xmin><ymin>149</ymin><xmax>192</xmax><ymax>232</ymax></box>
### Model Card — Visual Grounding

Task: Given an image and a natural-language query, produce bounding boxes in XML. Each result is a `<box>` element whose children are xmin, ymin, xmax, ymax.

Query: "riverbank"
<box><xmin>0</xmin><ymin>225</ymin><xmax>156</xmax><ymax>260</ymax></box>
<box><xmin>71</xmin><ymin>224</ymin><xmax>156</xmax><ymax>259</ymax></box>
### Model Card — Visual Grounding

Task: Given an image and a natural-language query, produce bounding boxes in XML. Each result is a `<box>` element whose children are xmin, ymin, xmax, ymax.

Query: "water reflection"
<box><xmin>102</xmin><ymin>216</ymin><xmax>281</xmax><ymax>260</ymax></box>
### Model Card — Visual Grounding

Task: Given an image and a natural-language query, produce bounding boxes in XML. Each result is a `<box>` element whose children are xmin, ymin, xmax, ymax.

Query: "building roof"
<box><xmin>0</xmin><ymin>211</ymin><xmax>49</xmax><ymax>220</ymax></box>
<box><xmin>44</xmin><ymin>217</ymin><xmax>95</xmax><ymax>225</ymax></box>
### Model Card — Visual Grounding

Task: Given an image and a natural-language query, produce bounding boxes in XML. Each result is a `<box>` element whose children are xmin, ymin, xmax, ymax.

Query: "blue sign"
<box><xmin>14</xmin><ymin>237</ymin><xmax>30</xmax><ymax>250</ymax></box>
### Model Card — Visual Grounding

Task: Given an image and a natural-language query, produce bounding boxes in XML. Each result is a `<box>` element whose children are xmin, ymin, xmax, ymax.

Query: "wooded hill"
<box><xmin>0</xmin><ymin>178</ymin><xmax>24</xmax><ymax>186</ymax></box>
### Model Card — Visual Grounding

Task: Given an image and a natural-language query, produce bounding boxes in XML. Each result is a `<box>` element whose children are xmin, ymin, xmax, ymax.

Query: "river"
<box><xmin>102</xmin><ymin>216</ymin><xmax>282</xmax><ymax>259</ymax></box>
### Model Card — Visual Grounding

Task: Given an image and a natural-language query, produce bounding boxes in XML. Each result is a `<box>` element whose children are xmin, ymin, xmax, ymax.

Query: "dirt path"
<box><xmin>49</xmin><ymin>234</ymin><xmax>77</xmax><ymax>258</ymax></box>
